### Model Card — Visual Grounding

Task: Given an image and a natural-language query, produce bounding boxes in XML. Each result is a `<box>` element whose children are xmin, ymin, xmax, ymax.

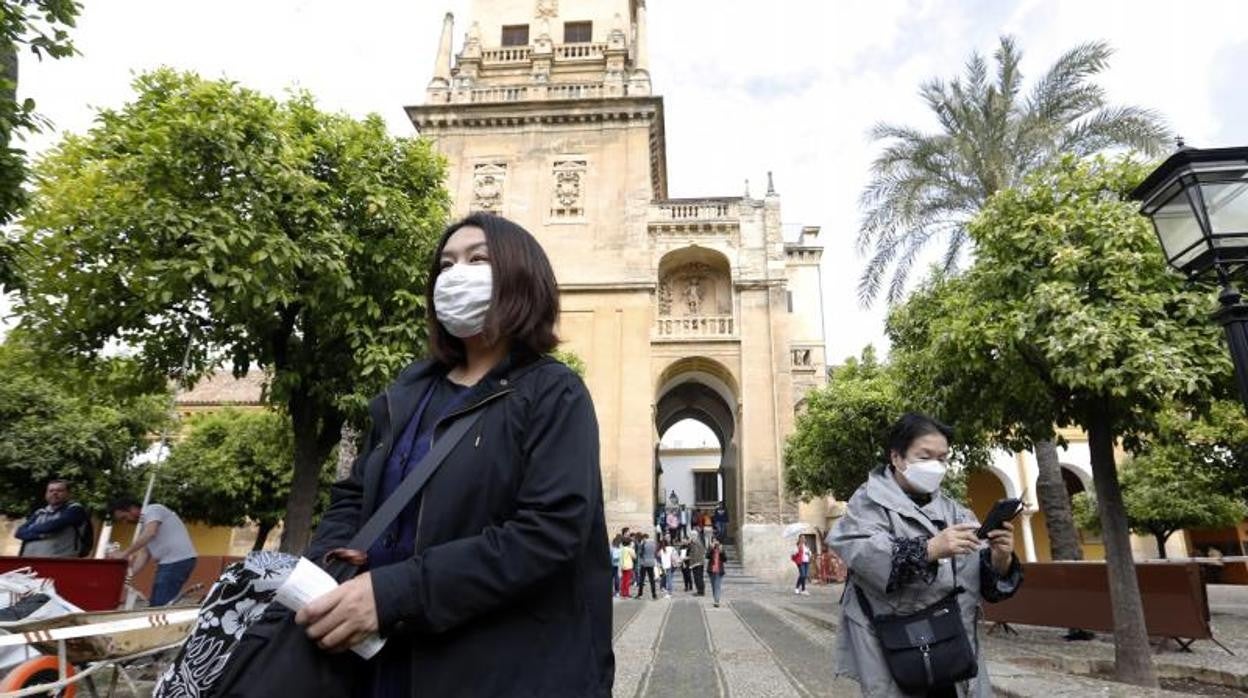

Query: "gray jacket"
<box><xmin>828</xmin><ymin>466</ymin><xmax>1022</xmax><ymax>698</ymax></box>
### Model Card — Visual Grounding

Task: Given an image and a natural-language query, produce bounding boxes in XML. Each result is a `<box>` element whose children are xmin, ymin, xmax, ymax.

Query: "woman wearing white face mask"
<box><xmin>296</xmin><ymin>213</ymin><xmax>614</xmax><ymax>697</ymax></box>
<box><xmin>828</xmin><ymin>413</ymin><xmax>1022</xmax><ymax>698</ymax></box>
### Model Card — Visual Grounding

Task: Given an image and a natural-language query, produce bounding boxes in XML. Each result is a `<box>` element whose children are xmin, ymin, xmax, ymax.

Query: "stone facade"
<box><xmin>408</xmin><ymin>0</ymin><xmax>828</xmax><ymax>577</ymax></box>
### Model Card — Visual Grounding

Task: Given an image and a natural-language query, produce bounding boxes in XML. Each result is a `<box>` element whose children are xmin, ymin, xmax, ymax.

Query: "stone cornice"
<box><xmin>406</xmin><ymin>96</ymin><xmax>669</xmax><ymax>199</ymax></box>
<box><xmin>559</xmin><ymin>281</ymin><xmax>657</xmax><ymax>292</ymax></box>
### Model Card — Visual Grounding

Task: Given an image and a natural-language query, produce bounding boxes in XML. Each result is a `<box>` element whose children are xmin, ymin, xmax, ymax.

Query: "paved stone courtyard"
<box><xmin>611</xmin><ymin>574</ymin><xmax>1248</xmax><ymax>697</ymax></box>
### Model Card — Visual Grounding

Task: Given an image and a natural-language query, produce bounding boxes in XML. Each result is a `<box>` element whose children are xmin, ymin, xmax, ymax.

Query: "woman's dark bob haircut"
<box><xmin>426</xmin><ymin>213</ymin><xmax>560</xmax><ymax>365</ymax></box>
<box><xmin>886</xmin><ymin>412</ymin><xmax>954</xmax><ymax>461</ymax></box>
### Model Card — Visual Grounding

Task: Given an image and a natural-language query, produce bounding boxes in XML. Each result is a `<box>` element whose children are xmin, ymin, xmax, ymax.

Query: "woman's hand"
<box><xmin>296</xmin><ymin>572</ymin><xmax>380</xmax><ymax>653</ymax></box>
<box><xmin>926</xmin><ymin>522</ymin><xmax>980</xmax><ymax>561</ymax></box>
<box><xmin>988</xmin><ymin>521</ymin><xmax>1015</xmax><ymax>575</ymax></box>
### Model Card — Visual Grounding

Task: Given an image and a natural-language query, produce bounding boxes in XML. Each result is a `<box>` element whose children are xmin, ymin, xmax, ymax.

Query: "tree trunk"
<box><xmin>1034</xmin><ymin>438</ymin><xmax>1083</xmax><ymax>560</ymax></box>
<box><xmin>279</xmin><ymin>397</ymin><xmax>337</xmax><ymax>554</ymax></box>
<box><xmin>1153</xmin><ymin>531</ymin><xmax>1169</xmax><ymax>560</ymax></box>
<box><xmin>1086</xmin><ymin>403</ymin><xmax>1157</xmax><ymax>687</ymax></box>
<box><xmin>253</xmin><ymin>520</ymin><xmax>276</xmax><ymax>552</ymax></box>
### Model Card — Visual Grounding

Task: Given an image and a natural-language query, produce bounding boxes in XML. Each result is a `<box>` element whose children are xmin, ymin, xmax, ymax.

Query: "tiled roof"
<box><xmin>175</xmin><ymin>371</ymin><xmax>266</xmax><ymax>406</ymax></box>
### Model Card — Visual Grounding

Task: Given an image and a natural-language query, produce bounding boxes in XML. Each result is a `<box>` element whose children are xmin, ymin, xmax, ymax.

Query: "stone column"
<box><xmin>426</xmin><ymin>12</ymin><xmax>454</xmax><ymax>103</ymax></box>
<box><xmin>1020</xmin><ymin>511</ymin><xmax>1038</xmax><ymax>562</ymax></box>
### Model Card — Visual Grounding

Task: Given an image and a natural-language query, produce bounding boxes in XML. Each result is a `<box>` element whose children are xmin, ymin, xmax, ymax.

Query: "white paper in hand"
<box><xmin>274</xmin><ymin>556</ymin><xmax>387</xmax><ymax>660</ymax></box>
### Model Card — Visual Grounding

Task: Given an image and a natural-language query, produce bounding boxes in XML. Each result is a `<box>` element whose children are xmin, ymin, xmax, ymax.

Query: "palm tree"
<box><xmin>858</xmin><ymin>36</ymin><xmax>1169</xmax><ymax>305</ymax></box>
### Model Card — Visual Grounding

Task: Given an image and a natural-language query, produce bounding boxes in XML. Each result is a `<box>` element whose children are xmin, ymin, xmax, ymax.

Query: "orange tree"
<box><xmin>888</xmin><ymin>155</ymin><xmax>1231</xmax><ymax>687</ymax></box>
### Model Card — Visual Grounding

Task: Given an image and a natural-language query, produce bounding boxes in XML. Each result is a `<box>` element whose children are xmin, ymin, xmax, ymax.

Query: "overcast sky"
<box><xmin>9</xmin><ymin>1</ymin><xmax>1248</xmax><ymax>419</ymax></box>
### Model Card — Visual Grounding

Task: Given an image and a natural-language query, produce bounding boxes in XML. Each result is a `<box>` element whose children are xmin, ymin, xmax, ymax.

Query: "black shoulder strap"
<box><xmin>346</xmin><ymin>410</ymin><xmax>483</xmax><ymax>553</ymax></box>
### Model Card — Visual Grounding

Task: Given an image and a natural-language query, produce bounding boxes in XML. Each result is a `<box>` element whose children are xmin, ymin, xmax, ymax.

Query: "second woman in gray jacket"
<box><xmin>829</xmin><ymin>413</ymin><xmax>1022</xmax><ymax>698</ymax></box>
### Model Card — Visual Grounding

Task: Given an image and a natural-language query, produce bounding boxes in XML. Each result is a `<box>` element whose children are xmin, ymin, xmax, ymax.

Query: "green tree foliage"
<box><xmin>155</xmin><ymin>408</ymin><xmax>333</xmax><ymax>551</ymax></box>
<box><xmin>887</xmin><ymin>155</ymin><xmax>1230</xmax><ymax>686</ymax></box>
<box><xmin>0</xmin><ymin>335</ymin><xmax>169</xmax><ymax>516</ymax></box>
<box><xmin>784</xmin><ymin>348</ymin><xmax>900</xmax><ymax>502</ymax></box>
<box><xmin>0</xmin><ymin>0</ymin><xmax>80</xmax><ymax>289</ymax></box>
<box><xmin>13</xmin><ymin>69</ymin><xmax>450</xmax><ymax>552</ymax></box>
<box><xmin>551</xmin><ymin>349</ymin><xmax>586</xmax><ymax>377</ymax></box>
<box><xmin>783</xmin><ymin>347</ymin><xmax>978</xmax><ymax>504</ymax></box>
<box><xmin>858</xmin><ymin>36</ymin><xmax>1169</xmax><ymax>304</ymax></box>
<box><xmin>1072</xmin><ymin>446</ymin><xmax>1246</xmax><ymax>559</ymax></box>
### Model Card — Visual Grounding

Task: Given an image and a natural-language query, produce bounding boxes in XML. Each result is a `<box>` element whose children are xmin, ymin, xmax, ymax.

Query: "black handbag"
<box><xmin>207</xmin><ymin>410</ymin><xmax>484</xmax><ymax>698</ymax></box>
<box><xmin>855</xmin><ymin>583</ymin><xmax>977</xmax><ymax>692</ymax></box>
<box><xmin>853</xmin><ymin>509</ymin><xmax>978</xmax><ymax>693</ymax></box>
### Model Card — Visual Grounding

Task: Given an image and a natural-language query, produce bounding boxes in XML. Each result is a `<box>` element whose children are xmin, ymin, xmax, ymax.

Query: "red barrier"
<box><xmin>0</xmin><ymin>557</ymin><xmax>128</xmax><ymax>611</ymax></box>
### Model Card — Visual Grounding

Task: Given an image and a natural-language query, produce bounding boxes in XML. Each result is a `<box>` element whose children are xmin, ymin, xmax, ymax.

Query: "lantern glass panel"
<box><xmin>1152</xmin><ymin>187</ymin><xmax>1207</xmax><ymax>269</ymax></box>
<box><xmin>1200</xmin><ymin>177</ymin><xmax>1248</xmax><ymax>237</ymax></box>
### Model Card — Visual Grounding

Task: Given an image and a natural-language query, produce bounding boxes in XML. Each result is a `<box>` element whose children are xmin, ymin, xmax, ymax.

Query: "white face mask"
<box><xmin>434</xmin><ymin>263</ymin><xmax>493</xmax><ymax>338</ymax></box>
<box><xmin>902</xmin><ymin>459</ymin><xmax>947</xmax><ymax>494</ymax></box>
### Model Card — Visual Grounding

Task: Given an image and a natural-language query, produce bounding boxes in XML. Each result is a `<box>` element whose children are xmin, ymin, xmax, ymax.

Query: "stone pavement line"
<box><xmin>704</xmin><ymin>603</ymin><xmax>802</xmax><ymax>698</ymax></box>
<box><xmin>612</xmin><ymin>598</ymin><xmax>672</xmax><ymax>698</ymax></box>
<box><xmin>731</xmin><ymin>600</ymin><xmax>853</xmax><ymax>698</ymax></box>
<box><xmin>639</xmin><ymin>599</ymin><xmax>721</xmax><ymax>698</ymax></box>
<box><xmin>613</xmin><ymin>597</ymin><xmax>646</xmax><ymax>640</ymax></box>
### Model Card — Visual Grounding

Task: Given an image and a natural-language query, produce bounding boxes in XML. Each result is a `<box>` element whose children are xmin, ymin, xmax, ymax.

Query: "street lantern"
<box><xmin>1132</xmin><ymin>144</ymin><xmax>1248</xmax><ymax>407</ymax></box>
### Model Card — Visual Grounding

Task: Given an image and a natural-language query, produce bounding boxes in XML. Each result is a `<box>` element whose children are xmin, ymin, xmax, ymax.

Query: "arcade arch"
<box><xmin>654</xmin><ymin>357</ymin><xmax>739</xmax><ymax>542</ymax></box>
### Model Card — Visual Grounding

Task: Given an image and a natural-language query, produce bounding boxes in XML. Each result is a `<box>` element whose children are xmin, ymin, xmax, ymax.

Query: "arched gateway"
<box><xmin>407</xmin><ymin>0</ymin><xmax>829</xmax><ymax>577</ymax></box>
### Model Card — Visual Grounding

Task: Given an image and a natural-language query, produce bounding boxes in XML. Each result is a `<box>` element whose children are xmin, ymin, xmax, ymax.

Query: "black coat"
<box><xmin>307</xmin><ymin>351</ymin><xmax>614</xmax><ymax>696</ymax></box>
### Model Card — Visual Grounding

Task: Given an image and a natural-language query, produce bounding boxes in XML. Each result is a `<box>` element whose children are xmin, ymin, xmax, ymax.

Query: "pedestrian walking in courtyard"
<box><xmin>611</xmin><ymin>535</ymin><xmax>622</xmax><ymax>596</ymax></box>
<box><xmin>659</xmin><ymin>539</ymin><xmax>676</xmax><ymax>598</ymax></box>
<box><xmin>687</xmin><ymin>536</ymin><xmax>706</xmax><ymax>595</ymax></box>
<box><xmin>292</xmin><ymin>213</ymin><xmax>614</xmax><ymax>696</ymax></box>
<box><xmin>108</xmin><ymin>497</ymin><xmax>197</xmax><ymax>606</ymax></box>
<box><xmin>792</xmin><ymin>538</ymin><xmax>811</xmax><ymax>595</ymax></box>
<box><xmin>666</xmin><ymin>509</ymin><xmax>681</xmax><ymax>542</ymax></box>
<box><xmin>619</xmin><ymin>538</ymin><xmax>636</xmax><ymax>600</ymax></box>
<box><xmin>829</xmin><ymin>413</ymin><xmax>1022</xmax><ymax>698</ymax></box>
<box><xmin>16</xmin><ymin>479</ymin><xmax>93</xmax><ymax>558</ymax></box>
<box><xmin>636</xmin><ymin>534</ymin><xmax>658</xmax><ymax>599</ymax></box>
<box><xmin>713</xmin><ymin>502</ymin><xmax>728</xmax><ymax>543</ymax></box>
<box><xmin>707</xmin><ymin>538</ymin><xmax>728</xmax><ymax>607</ymax></box>
<box><xmin>680</xmin><ymin>544</ymin><xmax>693</xmax><ymax>591</ymax></box>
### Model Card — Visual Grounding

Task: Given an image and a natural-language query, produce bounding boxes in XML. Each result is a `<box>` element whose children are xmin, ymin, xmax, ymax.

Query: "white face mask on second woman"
<box><xmin>434</xmin><ymin>263</ymin><xmax>493</xmax><ymax>338</ymax></box>
<box><xmin>901</xmin><ymin>459</ymin><xmax>948</xmax><ymax>494</ymax></box>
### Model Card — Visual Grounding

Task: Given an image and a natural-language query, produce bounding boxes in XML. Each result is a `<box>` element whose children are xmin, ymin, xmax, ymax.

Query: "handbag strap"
<box><xmin>345</xmin><ymin>409</ymin><xmax>483</xmax><ymax>553</ymax></box>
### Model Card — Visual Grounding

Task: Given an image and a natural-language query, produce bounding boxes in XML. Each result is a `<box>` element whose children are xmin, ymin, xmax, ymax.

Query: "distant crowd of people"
<box><xmin>12</xmin><ymin>477</ymin><xmax>198</xmax><ymax>606</ymax></box>
<box><xmin>612</xmin><ymin>526</ymin><xmax>730</xmax><ymax>607</ymax></box>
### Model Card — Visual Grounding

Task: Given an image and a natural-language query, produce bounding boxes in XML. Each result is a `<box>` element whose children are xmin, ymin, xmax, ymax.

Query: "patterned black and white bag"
<box><xmin>154</xmin><ymin>551</ymin><xmax>298</xmax><ymax>698</ymax></box>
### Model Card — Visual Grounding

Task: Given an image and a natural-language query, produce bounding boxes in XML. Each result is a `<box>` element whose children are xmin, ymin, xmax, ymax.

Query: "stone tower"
<box><xmin>407</xmin><ymin>0</ymin><xmax>828</xmax><ymax>577</ymax></box>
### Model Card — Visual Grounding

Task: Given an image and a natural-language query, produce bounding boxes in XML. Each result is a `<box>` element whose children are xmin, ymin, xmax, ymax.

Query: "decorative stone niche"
<box><xmin>472</xmin><ymin>163</ymin><xmax>506</xmax><ymax>213</ymax></box>
<box><xmin>550</xmin><ymin>159</ymin><xmax>587</xmax><ymax>220</ymax></box>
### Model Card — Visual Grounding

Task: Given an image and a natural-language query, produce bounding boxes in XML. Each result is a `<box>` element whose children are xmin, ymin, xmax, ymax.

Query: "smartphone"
<box><xmin>976</xmin><ymin>498</ymin><xmax>1023</xmax><ymax>539</ymax></box>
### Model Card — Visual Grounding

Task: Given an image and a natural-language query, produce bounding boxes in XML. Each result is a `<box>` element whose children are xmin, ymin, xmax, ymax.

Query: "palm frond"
<box><xmin>1026</xmin><ymin>41</ymin><xmax>1113</xmax><ymax>125</ymax></box>
<box><xmin>856</xmin><ymin>36</ymin><xmax>1170</xmax><ymax>305</ymax></box>
<box><xmin>1060</xmin><ymin>105</ymin><xmax>1171</xmax><ymax>157</ymax></box>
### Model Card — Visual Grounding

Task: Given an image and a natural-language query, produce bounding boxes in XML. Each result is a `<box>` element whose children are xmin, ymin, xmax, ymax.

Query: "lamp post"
<box><xmin>1131</xmin><ymin>144</ymin><xmax>1248</xmax><ymax>407</ymax></box>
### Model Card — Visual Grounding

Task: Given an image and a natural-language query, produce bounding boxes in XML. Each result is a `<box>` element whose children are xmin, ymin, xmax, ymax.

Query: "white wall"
<box><xmin>657</xmin><ymin>449</ymin><xmax>721</xmax><ymax>506</ymax></box>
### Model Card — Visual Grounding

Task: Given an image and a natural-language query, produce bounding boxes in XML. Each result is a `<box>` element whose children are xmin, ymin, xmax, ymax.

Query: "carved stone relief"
<box><xmin>550</xmin><ymin>160</ymin><xmax>586</xmax><ymax>219</ymax></box>
<box><xmin>658</xmin><ymin>262</ymin><xmax>728</xmax><ymax>317</ymax></box>
<box><xmin>472</xmin><ymin>163</ymin><xmax>506</xmax><ymax>212</ymax></box>
<box><xmin>536</xmin><ymin>0</ymin><xmax>558</xmax><ymax>18</ymax></box>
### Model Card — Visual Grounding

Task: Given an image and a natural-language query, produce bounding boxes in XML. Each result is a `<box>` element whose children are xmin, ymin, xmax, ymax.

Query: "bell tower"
<box><xmin>407</xmin><ymin>1</ymin><xmax>829</xmax><ymax>579</ymax></box>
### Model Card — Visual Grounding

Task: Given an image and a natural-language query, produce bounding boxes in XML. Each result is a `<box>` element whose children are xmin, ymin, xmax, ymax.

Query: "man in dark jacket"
<box><xmin>302</xmin><ymin>351</ymin><xmax>614</xmax><ymax>696</ymax></box>
<box><xmin>16</xmin><ymin>479</ymin><xmax>91</xmax><ymax>558</ymax></box>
